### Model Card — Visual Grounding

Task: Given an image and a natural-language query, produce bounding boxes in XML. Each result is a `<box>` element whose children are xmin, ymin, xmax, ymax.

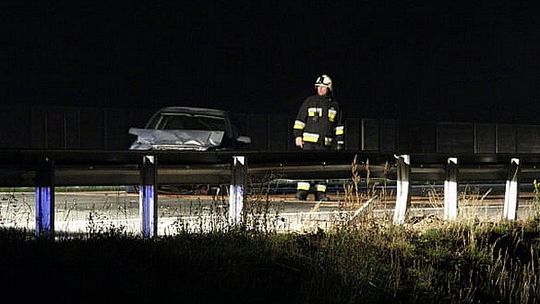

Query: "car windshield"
<box><xmin>154</xmin><ymin>113</ymin><xmax>226</xmax><ymax>131</ymax></box>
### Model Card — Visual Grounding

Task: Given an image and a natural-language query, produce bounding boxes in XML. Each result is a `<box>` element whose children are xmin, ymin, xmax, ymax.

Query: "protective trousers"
<box><xmin>296</xmin><ymin>142</ymin><xmax>329</xmax><ymax>201</ymax></box>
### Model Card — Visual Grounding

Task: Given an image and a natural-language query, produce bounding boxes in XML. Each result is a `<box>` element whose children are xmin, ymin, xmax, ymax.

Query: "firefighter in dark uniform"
<box><xmin>293</xmin><ymin>74</ymin><xmax>344</xmax><ymax>201</ymax></box>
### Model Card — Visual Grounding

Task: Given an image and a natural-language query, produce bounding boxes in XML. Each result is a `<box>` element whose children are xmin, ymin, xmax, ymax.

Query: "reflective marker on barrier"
<box><xmin>444</xmin><ymin>157</ymin><xmax>459</xmax><ymax>221</ymax></box>
<box><xmin>503</xmin><ymin>158</ymin><xmax>520</xmax><ymax>221</ymax></box>
<box><xmin>139</xmin><ymin>155</ymin><xmax>157</xmax><ymax>238</ymax></box>
<box><xmin>35</xmin><ymin>157</ymin><xmax>55</xmax><ymax>238</ymax></box>
<box><xmin>140</xmin><ymin>185</ymin><xmax>156</xmax><ymax>238</ymax></box>
<box><xmin>229</xmin><ymin>156</ymin><xmax>247</xmax><ymax>225</ymax></box>
<box><xmin>393</xmin><ymin>154</ymin><xmax>411</xmax><ymax>225</ymax></box>
<box><xmin>35</xmin><ymin>186</ymin><xmax>53</xmax><ymax>237</ymax></box>
<box><xmin>229</xmin><ymin>184</ymin><xmax>244</xmax><ymax>224</ymax></box>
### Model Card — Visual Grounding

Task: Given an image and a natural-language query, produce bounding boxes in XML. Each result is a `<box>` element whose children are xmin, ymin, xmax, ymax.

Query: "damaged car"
<box><xmin>129</xmin><ymin>106</ymin><xmax>251</xmax><ymax>151</ymax></box>
<box><xmin>126</xmin><ymin>106</ymin><xmax>251</xmax><ymax>194</ymax></box>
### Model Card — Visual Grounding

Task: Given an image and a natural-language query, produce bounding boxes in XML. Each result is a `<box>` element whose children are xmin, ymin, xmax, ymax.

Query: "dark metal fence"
<box><xmin>2</xmin><ymin>105</ymin><xmax>540</xmax><ymax>153</ymax></box>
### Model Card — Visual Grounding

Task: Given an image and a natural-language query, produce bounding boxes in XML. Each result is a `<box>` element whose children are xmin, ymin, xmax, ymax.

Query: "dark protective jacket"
<box><xmin>293</xmin><ymin>94</ymin><xmax>344</xmax><ymax>149</ymax></box>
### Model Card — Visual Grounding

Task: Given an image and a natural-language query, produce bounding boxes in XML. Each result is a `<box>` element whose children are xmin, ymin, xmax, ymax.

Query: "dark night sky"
<box><xmin>2</xmin><ymin>2</ymin><xmax>540</xmax><ymax>123</ymax></box>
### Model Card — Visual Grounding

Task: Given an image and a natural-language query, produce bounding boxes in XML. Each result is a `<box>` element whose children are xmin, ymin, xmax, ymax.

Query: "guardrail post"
<box><xmin>503</xmin><ymin>158</ymin><xmax>520</xmax><ymax>221</ymax></box>
<box><xmin>35</xmin><ymin>157</ymin><xmax>55</xmax><ymax>239</ymax></box>
<box><xmin>393</xmin><ymin>155</ymin><xmax>411</xmax><ymax>225</ymax></box>
<box><xmin>229</xmin><ymin>156</ymin><xmax>247</xmax><ymax>225</ymax></box>
<box><xmin>444</xmin><ymin>157</ymin><xmax>459</xmax><ymax>220</ymax></box>
<box><xmin>140</xmin><ymin>155</ymin><xmax>157</xmax><ymax>238</ymax></box>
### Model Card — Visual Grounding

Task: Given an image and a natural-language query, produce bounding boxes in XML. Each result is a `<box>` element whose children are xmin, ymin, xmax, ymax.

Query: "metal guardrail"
<box><xmin>0</xmin><ymin>150</ymin><xmax>391</xmax><ymax>186</ymax></box>
<box><xmin>2</xmin><ymin>149</ymin><xmax>540</xmax><ymax>238</ymax></box>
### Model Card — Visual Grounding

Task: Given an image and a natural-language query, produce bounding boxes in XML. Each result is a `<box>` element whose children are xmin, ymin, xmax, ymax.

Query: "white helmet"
<box><xmin>314</xmin><ymin>74</ymin><xmax>333</xmax><ymax>91</ymax></box>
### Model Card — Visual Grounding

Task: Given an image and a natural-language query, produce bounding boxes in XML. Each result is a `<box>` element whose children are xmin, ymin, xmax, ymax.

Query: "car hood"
<box><xmin>128</xmin><ymin>128</ymin><xmax>225</xmax><ymax>151</ymax></box>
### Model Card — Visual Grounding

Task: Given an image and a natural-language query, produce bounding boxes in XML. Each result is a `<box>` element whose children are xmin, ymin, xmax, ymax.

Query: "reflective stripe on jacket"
<box><xmin>293</xmin><ymin>95</ymin><xmax>344</xmax><ymax>148</ymax></box>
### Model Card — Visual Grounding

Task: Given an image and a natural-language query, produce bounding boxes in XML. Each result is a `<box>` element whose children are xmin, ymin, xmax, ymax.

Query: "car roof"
<box><xmin>157</xmin><ymin>106</ymin><xmax>228</xmax><ymax>117</ymax></box>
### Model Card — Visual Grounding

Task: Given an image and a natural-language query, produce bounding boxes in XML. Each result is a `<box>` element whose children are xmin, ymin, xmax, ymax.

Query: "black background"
<box><xmin>3</xmin><ymin>2</ymin><xmax>540</xmax><ymax>123</ymax></box>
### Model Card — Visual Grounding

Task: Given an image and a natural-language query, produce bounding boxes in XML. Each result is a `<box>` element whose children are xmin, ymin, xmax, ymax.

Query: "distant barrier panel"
<box><xmin>3</xmin><ymin>105</ymin><xmax>540</xmax><ymax>153</ymax></box>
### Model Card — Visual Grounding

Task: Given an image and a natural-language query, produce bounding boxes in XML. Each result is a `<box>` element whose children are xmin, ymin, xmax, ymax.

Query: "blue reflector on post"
<box><xmin>139</xmin><ymin>184</ymin><xmax>155</xmax><ymax>238</ymax></box>
<box><xmin>35</xmin><ymin>186</ymin><xmax>53</xmax><ymax>237</ymax></box>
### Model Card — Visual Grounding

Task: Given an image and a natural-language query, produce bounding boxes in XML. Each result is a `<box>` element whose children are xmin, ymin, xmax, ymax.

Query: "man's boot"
<box><xmin>296</xmin><ymin>181</ymin><xmax>311</xmax><ymax>201</ymax></box>
<box><xmin>296</xmin><ymin>190</ymin><xmax>308</xmax><ymax>201</ymax></box>
<box><xmin>315</xmin><ymin>184</ymin><xmax>329</xmax><ymax>201</ymax></box>
<box><xmin>315</xmin><ymin>191</ymin><xmax>329</xmax><ymax>201</ymax></box>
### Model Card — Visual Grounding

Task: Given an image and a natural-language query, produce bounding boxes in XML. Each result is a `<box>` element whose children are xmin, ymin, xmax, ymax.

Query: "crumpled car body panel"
<box><xmin>128</xmin><ymin>128</ymin><xmax>225</xmax><ymax>151</ymax></box>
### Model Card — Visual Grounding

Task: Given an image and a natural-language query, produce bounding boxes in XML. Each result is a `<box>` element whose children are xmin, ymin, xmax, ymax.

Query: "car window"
<box><xmin>157</xmin><ymin>113</ymin><xmax>226</xmax><ymax>131</ymax></box>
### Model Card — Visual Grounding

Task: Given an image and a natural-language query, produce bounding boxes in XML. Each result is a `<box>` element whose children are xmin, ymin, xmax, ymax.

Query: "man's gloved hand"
<box><xmin>295</xmin><ymin>137</ymin><xmax>303</xmax><ymax>149</ymax></box>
